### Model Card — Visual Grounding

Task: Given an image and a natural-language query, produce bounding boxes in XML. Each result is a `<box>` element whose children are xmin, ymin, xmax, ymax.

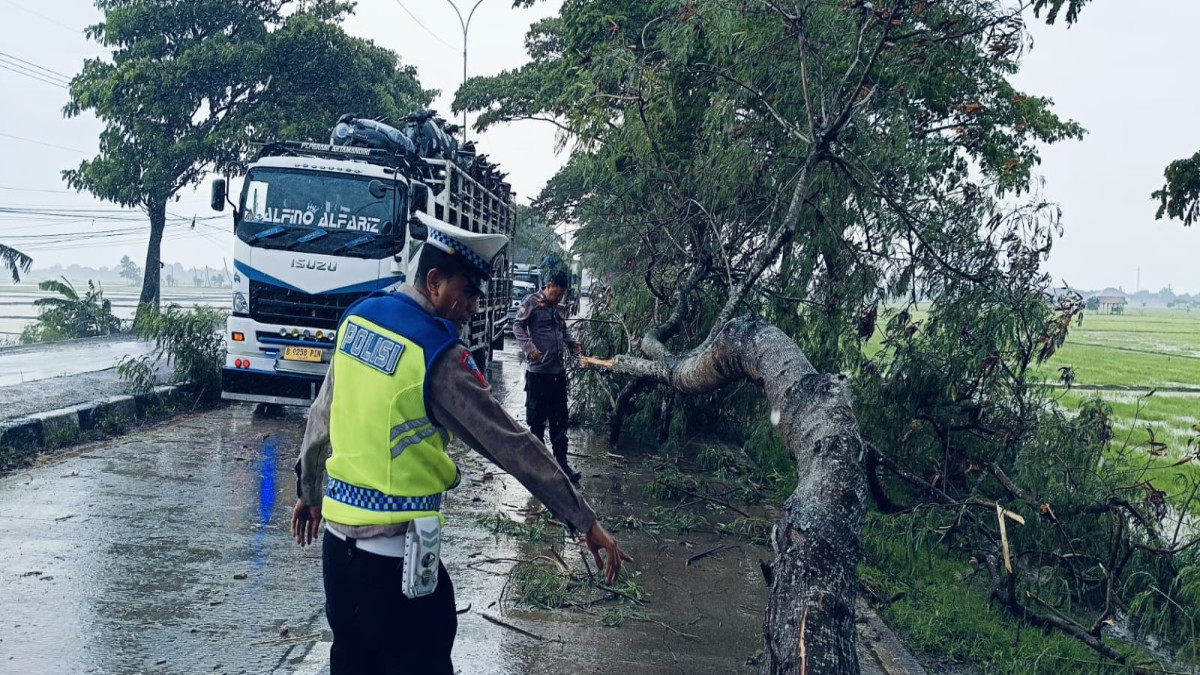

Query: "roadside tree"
<box><xmin>21</xmin><ymin>277</ymin><xmax>121</xmax><ymax>343</ymax></box>
<box><xmin>1154</xmin><ymin>150</ymin><xmax>1200</xmax><ymax>226</ymax></box>
<box><xmin>64</xmin><ymin>0</ymin><xmax>431</xmax><ymax>322</ymax></box>
<box><xmin>461</xmin><ymin>0</ymin><xmax>1197</xmax><ymax>671</ymax></box>
<box><xmin>1</xmin><ymin>243</ymin><xmax>32</xmax><ymax>283</ymax></box>
<box><xmin>118</xmin><ymin>254</ymin><xmax>142</xmax><ymax>285</ymax></box>
<box><xmin>513</xmin><ymin>204</ymin><xmax>569</xmax><ymax>265</ymax></box>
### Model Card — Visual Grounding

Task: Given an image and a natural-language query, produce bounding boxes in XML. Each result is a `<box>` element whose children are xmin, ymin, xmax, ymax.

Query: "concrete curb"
<box><xmin>856</xmin><ymin>599</ymin><xmax>928</xmax><ymax>675</ymax></box>
<box><xmin>0</xmin><ymin>385</ymin><xmax>193</xmax><ymax>469</ymax></box>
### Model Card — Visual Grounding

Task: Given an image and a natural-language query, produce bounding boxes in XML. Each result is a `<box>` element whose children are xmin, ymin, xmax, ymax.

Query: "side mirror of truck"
<box><xmin>211</xmin><ymin>178</ymin><xmax>227</xmax><ymax>212</ymax></box>
<box><xmin>408</xmin><ymin>182</ymin><xmax>428</xmax><ymax>216</ymax></box>
<box><xmin>368</xmin><ymin>179</ymin><xmax>389</xmax><ymax>200</ymax></box>
<box><xmin>409</xmin><ymin>218</ymin><xmax>428</xmax><ymax>241</ymax></box>
<box><xmin>407</xmin><ymin>182</ymin><xmax>429</xmax><ymax>240</ymax></box>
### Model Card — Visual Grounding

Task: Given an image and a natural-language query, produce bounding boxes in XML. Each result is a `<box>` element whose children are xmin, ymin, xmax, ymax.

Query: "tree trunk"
<box><xmin>583</xmin><ymin>316</ymin><xmax>867</xmax><ymax>673</ymax></box>
<box><xmin>656</xmin><ymin>391</ymin><xmax>674</xmax><ymax>444</ymax></box>
<box><xmin>608</xmin><ymin>377</ymin><xmax>650</xmax><ymax>446</ymax></box>
<box><xmin>138</xmin><ymin>196</ymin><xmax>168</xmax><ymax>320</ymax></box>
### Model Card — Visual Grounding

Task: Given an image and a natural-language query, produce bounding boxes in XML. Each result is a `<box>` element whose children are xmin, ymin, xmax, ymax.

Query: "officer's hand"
<box><xmin>585</xmin><ymin>522</ymin><xmax>633</xmax><ymax>585</ymax></box>
<box><xmin>528</xmin><ymin>346</ymin><xmax>543</xmax><ymax>362</ymax></box>
<box><xmin>291</xmin><ymin>500</ymin><xmax>322</xmax><ymax>547</ymax></box>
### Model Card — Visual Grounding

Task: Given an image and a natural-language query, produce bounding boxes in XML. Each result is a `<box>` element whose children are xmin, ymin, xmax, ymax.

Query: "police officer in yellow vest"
<box><xmin>291</xmin><ymin>220</ymin><xmax>631</xmax><ymax>674</ymax></box>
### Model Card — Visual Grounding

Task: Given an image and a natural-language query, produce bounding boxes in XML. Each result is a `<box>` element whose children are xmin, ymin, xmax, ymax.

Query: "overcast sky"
<box><xmin>0</xmin><ymin>0</ymin><xmax>1196</xmax><ymax>293</ymax></box>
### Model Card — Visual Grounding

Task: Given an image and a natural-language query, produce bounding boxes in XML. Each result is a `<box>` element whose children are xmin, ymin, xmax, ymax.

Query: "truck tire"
<box><xmin>254</xmin><ymin>402</ymin><xmax>285</xmax><ymax>418</ymax></box>
<box><xmin>491</xmin><ymin>331</ymin><xmax>505</xmax><ymax>351</ymax></box>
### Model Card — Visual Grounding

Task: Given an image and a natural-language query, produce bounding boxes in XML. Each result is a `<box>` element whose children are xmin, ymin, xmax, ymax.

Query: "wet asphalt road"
<box><xmin>0</xmin><ymin>329</ymin><xmax>791</xmax><ymax>675</ymax></box>
<box><xmin>0</xmin><ymin>403</ymin><xmax>332</xmax><ymax>674</ymax></box>
<box><xmin>0</xmin><ymin>345</ymin><xmax>550</xmax><ymax>675</ymax></box>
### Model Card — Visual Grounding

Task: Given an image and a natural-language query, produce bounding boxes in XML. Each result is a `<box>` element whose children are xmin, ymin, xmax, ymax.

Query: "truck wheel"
<box><xmin>491</xmin><ymin>331</ymin><xmax>504</xmax><ymax>351</ymax></box>
<box><xmin>254</xmin><ymin>402</ymin><xmax>284</xmax><ymax>418</ymax></box>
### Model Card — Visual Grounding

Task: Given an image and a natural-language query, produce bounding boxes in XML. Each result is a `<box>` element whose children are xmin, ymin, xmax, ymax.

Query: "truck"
<box><xmin>506</xmin><ymin>278</ymin><xmax>537</xmax><ymax>333</ymax></box>
<box><xmin>511</xmin><ymin>263</ymin><xmax>543</xmax><ymax>289</ymax></box>
<box><xmin>210</xmin><ymin>111</ymin><xmax>515</xmax><ymax>407</ymax></box>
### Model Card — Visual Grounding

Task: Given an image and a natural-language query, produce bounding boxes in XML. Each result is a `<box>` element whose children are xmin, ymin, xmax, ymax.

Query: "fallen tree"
<box><xmin>583</xmin><ymin>316</ymin><xmax>867</xmax><ymax>671</ymax></box>
<box><xmin>461</xmin><ymin>1</ymin><xmax>1199</xmax><ymax>672</ymax></box>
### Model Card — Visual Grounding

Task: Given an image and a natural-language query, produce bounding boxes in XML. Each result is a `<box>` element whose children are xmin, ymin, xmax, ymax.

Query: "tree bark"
<box><xmin>656</xmin><ymin>391</ymin><xmax>674</xmax><ymax>444</ymax></box>
<box><xmin>139</xmin><ymin>195</ymin><xmax>168</xmax><ymax>319</ymax></box>
<box><xmin>582</xmin><ymin>316</ymin><xmax>867</xmax><ymax>673</ymax></box>
<box><xmin>608</xmin><ymin>377</ymin><xmax>651</xmax><ymax>446</ymax></box>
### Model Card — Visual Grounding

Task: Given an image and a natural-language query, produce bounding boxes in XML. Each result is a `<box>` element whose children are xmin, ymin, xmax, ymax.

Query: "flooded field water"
<box><xmin>0</xmin><ymin>282</ymin><xmax>229</xmax><ymax>339</ymax></box>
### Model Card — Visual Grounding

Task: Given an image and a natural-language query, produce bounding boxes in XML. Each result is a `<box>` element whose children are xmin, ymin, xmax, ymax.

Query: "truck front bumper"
<box><xmin>221</xmin><ymin>367</ymin><xmax>323</xmax><ymax>407</ymax></box>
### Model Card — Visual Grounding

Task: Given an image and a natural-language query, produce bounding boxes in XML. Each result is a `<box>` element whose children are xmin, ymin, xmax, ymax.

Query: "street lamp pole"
<box><xmin>445</xmin><ymin>0</ymin><xmax>487</xmax><ymax>144</ymax></box>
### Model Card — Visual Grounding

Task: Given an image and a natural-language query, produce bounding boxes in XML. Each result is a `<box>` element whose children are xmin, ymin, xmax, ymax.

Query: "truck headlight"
<box><xmin>233</xmin><ymin>291</ymin><xmax>248</xmax><ymax>314</ymax></box>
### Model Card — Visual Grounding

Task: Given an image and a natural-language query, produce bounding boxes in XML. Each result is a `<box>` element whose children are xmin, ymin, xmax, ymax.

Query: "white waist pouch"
<box><xmin>402</xmin><ymin>515</ymin><xmax>442</xmax><ymax>599</ymax></box>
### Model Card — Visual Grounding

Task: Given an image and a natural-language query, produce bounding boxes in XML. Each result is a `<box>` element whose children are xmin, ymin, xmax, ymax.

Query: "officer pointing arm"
<box><xmin>291</xmin><ymin>219</ymin><xmax>630</xmax><ymax>674</ymax></box>
<box><xmin>293</xmin><ymin>317</ymin><xmax>627</xmax><ymax>577</ymax></box>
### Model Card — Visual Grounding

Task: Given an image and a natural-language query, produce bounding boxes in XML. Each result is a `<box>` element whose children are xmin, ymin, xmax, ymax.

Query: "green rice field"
<box><xmin>1042</xmin><ymin>308</ymin><xmax>1200</xmax><ymax>469</ymax></box>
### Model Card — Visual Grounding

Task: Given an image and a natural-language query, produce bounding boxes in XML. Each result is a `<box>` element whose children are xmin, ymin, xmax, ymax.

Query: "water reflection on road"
<box><xmin>0</xmin><ymin>338</ymin><xmax>769</xmax><ymax>674</ymax></box>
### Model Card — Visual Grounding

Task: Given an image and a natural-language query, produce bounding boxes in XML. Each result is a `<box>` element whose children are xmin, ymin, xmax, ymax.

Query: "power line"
<box><xmin>0</xmin><ymin>0</ymin><xmax>82</xmax><ymax>34</ymax></box>
<box><xmin>0</xmin><ymin>185</ymin><xmax>77</xmax><ymax>194</ymax></box>
<box><xmin>0</xmin><ymin>58</ymin><xmax>70</xmax><ymax>87</ymax></box>
<box><xmin>392</xmin><ymin>0</ymin><xmax>458</xmax><ymax>51</ymax></box>
<box><xmin>0</xmin><ymin>131</ymin><xmax>88</xmax><ymax>154</ymax></box>
<box><xmin>0</xmin><ymin>50</ymin><xmax>72</xmax><ymax>82</ymax></box>
<box><xmin>2</xmin><ymin>227</ymin><xmax>151</xmax><ymax>241</ymax></box>
<box><xmin>0</xmin><ymin>205</ymin><xmax>145</xmax><ymax>213</ymax></box>
<box><xmin>0</xmin><ymin>61</ymin><xmax>68</xmax><ymax>89</ymax></box>
<box><xmin>0</xmin><ymin>210</ymin><xmax>145</xmax><ymax>222</ymax></box>
<box><xmin>0</xmin><ymin>205</ymin><xmax>227</xmax><ymax>220</ymax></box>
<box><xmin>9</xmin><ymin>227</ymin><xmax>224</xmax><ymax>251</ymax></box>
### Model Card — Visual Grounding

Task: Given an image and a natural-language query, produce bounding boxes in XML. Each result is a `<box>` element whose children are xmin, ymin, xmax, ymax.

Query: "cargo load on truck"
<box><xmin>211</xmin><ymin>111</ymin><xmax>516</xmax><ymax>406</ymax></box>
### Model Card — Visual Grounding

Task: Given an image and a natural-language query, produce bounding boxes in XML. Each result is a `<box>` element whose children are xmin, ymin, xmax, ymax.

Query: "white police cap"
<box><xmin>414</xmin><ymin>211</ymin><xmax>509</xmax><ymax>283</ymax></box>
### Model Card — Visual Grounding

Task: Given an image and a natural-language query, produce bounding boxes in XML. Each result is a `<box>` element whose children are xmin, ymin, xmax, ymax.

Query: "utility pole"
<box><xmin>445</xmin><ymin>0</ymin><xmax>487</xmax><ymax>143</ymax></box>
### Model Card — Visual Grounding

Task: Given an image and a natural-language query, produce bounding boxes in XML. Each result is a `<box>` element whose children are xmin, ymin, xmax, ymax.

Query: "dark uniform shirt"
<box><xmin>512</xmin><ymin>291</ymin><xmax>579</xmax><ymax>375</ymax></box>
<box><xmin>296</xmin><ymin>284</ymin><xmax>597</xmax><ymax>539</ymax></box>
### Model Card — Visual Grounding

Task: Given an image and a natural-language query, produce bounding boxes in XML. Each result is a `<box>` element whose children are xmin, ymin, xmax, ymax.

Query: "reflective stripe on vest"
<box><xmin>323</xmin><ymin>291</ymin><xmax>462</xmax><ymax>528</ymax></box>
<box><xmin>391</xmin><ymin>416</ymin><xmax>432</xmax><ymax>441</ymax></box>
<box><xmin>326</xmin><ymin>478</ymin><xmax>443</xmax><ymax>513</ymax></box>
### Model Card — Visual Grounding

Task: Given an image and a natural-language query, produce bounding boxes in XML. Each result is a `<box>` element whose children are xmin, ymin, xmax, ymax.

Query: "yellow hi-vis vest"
<box><xmin>322</xmin><ymin>291</ymin><xmax>463</xmax><ymax>527</ymax></box>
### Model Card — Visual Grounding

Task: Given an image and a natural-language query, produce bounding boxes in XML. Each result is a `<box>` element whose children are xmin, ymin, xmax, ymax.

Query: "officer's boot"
<box><xmin>553</xmin><ymin>446</ymin><xmax>581</xmax><ymax>483</ymax></box>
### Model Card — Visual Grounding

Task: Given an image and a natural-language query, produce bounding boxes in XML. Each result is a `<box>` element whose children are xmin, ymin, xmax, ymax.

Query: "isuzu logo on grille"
<box><xmin>291</xmin><ymin>258</ymin><xmax>338</xmax><ymax>271</ymax></box>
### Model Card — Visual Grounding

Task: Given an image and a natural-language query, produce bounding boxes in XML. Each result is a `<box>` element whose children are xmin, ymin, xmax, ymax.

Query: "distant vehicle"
<box><xmin>507</xmin><ymin>280</ymin><xmax>536</xmax><ymax>333</ymax></box>
<box><xmin>513</xmin><ymin>263</ymin><xmax>542</xmax><ymax>289</ymax></box>
<box><xmin>212</xmin><ymin>111</ymin><xmax>516</xmax><ymax>406</ymax></box>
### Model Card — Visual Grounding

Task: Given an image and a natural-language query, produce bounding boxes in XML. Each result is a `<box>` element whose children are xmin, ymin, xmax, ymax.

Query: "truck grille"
<box><xmin>249</xmin><ymin>280</ymin><xmax>368</xmax><ymax>330</ymax></box>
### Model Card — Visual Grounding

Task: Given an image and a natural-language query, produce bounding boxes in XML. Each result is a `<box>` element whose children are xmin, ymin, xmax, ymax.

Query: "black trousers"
<box><xmin>322</xmin><ymin>531</ymin><xmax>457</xmax><ymax>674</ymax></box>
<box><xmin>525</xmin><ymin>371</ymin><xmax>570</xmax><ymax>462</ymax></box>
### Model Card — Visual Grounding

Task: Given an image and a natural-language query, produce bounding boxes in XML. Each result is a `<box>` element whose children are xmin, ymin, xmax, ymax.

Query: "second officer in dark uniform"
<box><xmin>512</xmin><ymin>269</ymin><xmax>583</xmax><ymax>481</ymax></box>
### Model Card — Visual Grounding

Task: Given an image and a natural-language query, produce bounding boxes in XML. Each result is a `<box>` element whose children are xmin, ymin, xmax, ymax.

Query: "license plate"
<box><xmin>282</xmin><ymin>346</ymin><xmax>324</xmax><ymax>362</ymax></box>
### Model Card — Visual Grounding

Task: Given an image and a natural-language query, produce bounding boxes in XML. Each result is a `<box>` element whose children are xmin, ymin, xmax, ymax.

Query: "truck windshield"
<box><xmin>514</xmin><ymin>271</ymin><xmax>540</xmax><ymax>286</ymax></box>
<box><xmin>236</xmin><ymin>168</ymin><xmax>403</xmax><ymax>258</ymax></box>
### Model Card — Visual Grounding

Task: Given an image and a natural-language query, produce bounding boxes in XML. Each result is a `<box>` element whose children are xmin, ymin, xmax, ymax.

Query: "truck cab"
<box><xmin>214</xmin><ymin>128</ymin><xmax>514</xmax><ymax>406</ymax></box>
<box><xmin>507</xmin><ymin>279</ymin><xmax>537</xmax><ymax>333</ymax></box>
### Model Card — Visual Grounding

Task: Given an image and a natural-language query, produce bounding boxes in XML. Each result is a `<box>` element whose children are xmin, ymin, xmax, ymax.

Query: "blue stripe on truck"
<box><xmin>234</xmin><ymin>260</ymin><xmax>396</xmax><ymax>295</ymax></box>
